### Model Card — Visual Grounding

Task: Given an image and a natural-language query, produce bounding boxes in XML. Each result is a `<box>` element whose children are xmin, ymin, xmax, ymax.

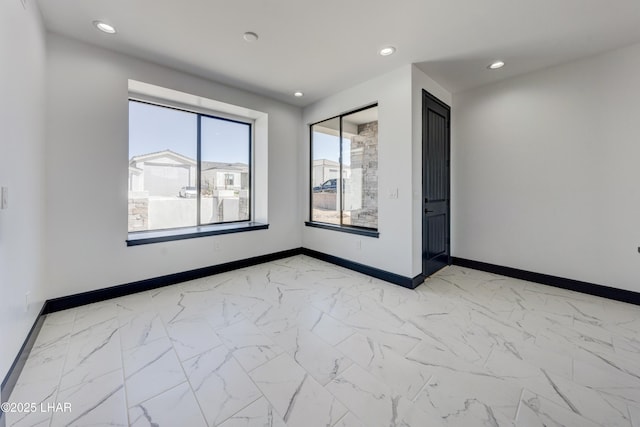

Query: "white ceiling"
<box><xmin>37</xmin><ymin>0</ymin><xmax>640</xmax><ymax>106</ymax></box>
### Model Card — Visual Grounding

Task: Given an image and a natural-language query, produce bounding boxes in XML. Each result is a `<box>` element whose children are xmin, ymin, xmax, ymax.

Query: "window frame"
<box><xmin>127</xmin><ymin>97</ymin><xmax>256</xmax><ymax>241</ymax></box>
<box><xmin>306</xmin><ymin>103</ymin><xmax>380</xmax><ymax>238</ymax></box>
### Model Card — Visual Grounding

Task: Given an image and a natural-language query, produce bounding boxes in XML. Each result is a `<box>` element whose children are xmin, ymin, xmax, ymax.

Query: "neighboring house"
<box><xmin>201</xmin><ymin>161</ymin><xmax>248</xmax><ymax>195</ymax></box>
<box><xmin>129</xmin><ymin>150</ymin><xmax>196</xmax><ymax>197</ymax></box>
<box><xmin>127</xmin><ymin>150</ymin><xmax>250</xmax><ymax>230</ymax></box>
<box><xmin>128</xmin><ymin>150</ymin><xmax>250</xmax><ymax>197</ymax></box>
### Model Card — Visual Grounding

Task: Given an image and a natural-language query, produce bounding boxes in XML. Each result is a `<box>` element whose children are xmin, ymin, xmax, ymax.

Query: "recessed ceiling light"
<box><xmin>93</xmin><ymin>20</ymin><xmax>116</xmax><ymax>34</ymax></box>
<box><xmin>379</xmin><ymin>46</ymin><xmax>396</xmax><ymax>56</ymax></box>
<box><xmin>294</xmin><ymin>91</ymin><xmax>304</xmax><ymax>97</ymax></box>
<box><xmin>488</xmin><ymin>60</ymin><xmax>505</xmax><ymax>70</ymax></box>
<box><xmin>243</xmin><ymin>32</ymin><xmax>259</xmax><ymax>42</ymax></box>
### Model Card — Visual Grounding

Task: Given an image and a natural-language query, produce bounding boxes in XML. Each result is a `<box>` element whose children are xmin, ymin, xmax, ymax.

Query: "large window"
<box><xmin>128</xmin><ymin>100</ymin><xmax>251</xmax><ymax>233</ymax></box>
<box><xmin>310</xmin><ymin>105</ymin><xmax>378</xmax><ymax>232</ymax></box>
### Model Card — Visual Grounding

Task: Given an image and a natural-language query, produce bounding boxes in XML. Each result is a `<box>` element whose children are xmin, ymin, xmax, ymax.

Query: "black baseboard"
<box><xmin>301</xmin><ymin>248</ymin><xmax>423</xmax><ymax>289</ymax></box>
<box><xmin>451</xmin><ymin>257</ymin><xmax>640</xmax><ymax>306</ymax></box>
<box><xmin>1</xmin><ymin>305</ymin><xmax>47</xmax><ymax>426</ymax></box>
<box><xmin>43</xmin><ymin>248</ymin><xmax>305</xmax><ymax>314</ymax></box>
<box><xmin>42</xmin><ymin>246</ymin><xmax>424</xmax><ymax>316</ymax></box>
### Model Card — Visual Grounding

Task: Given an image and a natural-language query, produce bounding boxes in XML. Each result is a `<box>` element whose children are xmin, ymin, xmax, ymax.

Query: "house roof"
<box><xmin>202</xmin><ymin>161</ymin><xmax>248</xmax><ymax>172</ymax></box>
<box><xmin>129</xmin><ymin>151</ymin><xmax>248</xmax><ymax>172</ymax></box>
<box><xmin>129</xmin><ymin>149</ymin><xmax>196</xmax><ymax>166</ymax></box>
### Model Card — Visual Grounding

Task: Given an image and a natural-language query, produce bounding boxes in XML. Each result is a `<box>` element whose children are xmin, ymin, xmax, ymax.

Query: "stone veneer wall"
<box><xmin>128</xmin><ymin>198</ymin><xmax>148</xmax><ymax>231</ymax></box>
<box><xmin>350</xmin><ymin>121</ymin><xmax>378</xmax><ymax>228</ymax></box>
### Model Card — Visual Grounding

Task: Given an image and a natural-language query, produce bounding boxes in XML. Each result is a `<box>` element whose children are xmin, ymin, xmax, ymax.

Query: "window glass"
<box><xmin>311</xmin><ymin>117</ymin><xmax>341</xmax><ymax>225</ymax></box>
<box><xmin>128</xmin><ymin>100</ymin><xmax>251</xmax><ymax>233</ymax></box>
<box><xmin>200</xmin><ymin>116</ymin><xmax>251</xmax><ymax>224</ymax></box>
<box><xmin>310</xmin><ymin>105</ymin><xmax>378</xmax><ymax>230</ymax></box>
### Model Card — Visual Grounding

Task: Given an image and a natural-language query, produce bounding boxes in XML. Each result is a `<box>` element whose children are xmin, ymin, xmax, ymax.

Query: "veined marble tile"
<box><xmin>343</xmin><ymin>311</ymin><xmax>421</xmax><ymax>355</ymax></box>
<box><xmin>273</xmin><ymin>327</ymin><xmax>352</xmax><ymax>386</ymax></box>
<box><xmin>165</xmin><ymin>316</ymin><xmax>223</xmax><ymax>361</ymax></box>
<box><xmin>482</xmin><ymin>346</ymin><xmax>578</xmax><ymax>411</ymax></box>
<box><xmin>509</xmin><ymin>309</ymin><xmax>574</xmax><ymax>339</ymax></box>
<box><xmin>539</xmin><ymin>369</ymin><xmax>632</xmax><ymax>427</ymax></box>
<box><xmin>10</xmin><ymin>255</ymin><xmax>640</xmax><ymax>427</ymax></box>
<box><xmin>571</xmin><ymin>351</ymin><xmax>640</xmax><ymax>406</ymax></box>
<box><xmin>250</xmin><ymin>353</ymin><xmax>347</xmax><ymax>427</ymax></box>
<box><xmin>158</xmin><ymin>289</ymin><xmax>218</xmax><ymax>325</ymax></box>
<box><xmin>310</xmin><ymin>292</ymin><xmax>361</xmax><ymax>320</ymax></box>
<box><xmin>535</xmin><ymin>322</ymin><xmax>617</xmax><ymax>362</ymax></box>
<box><xmin>220</xmin><ymin>293</ymin><xmax>275</xmax><ymax>324</ymax></box>
<box><xmin>630</xmin><ymin>404</ymin><xmax>640</xmax><ymax>427</ymax></box>
<box><xmin>118</xmin><ymin>310</ymin><xmax>166</xmax><ymax>351</ymax></box>
<box><xmin>466</xmin><ymin>304</ymin><xmax>536</xmax><ymax>345</ymax></box>
<box><xmin>72</xmin><ymin>300</ymin><xmax>118</xmax><ymax>331</ymax></box>
<box><xmin>384</xmin><ymin>293</ymin><xmax>458</xmax><ymax>322</ymax></box>
<box><xmin>613</xmin><ymin>334</ymin><xmax>640</xmax><ymax>361</ymax></box>
<box><xmin>326</xmin><ymin>364</ymin><xmax>412</xmax><ymax>427</ymax></box>
<box><xmin>490</xmin><ymin>283</ymin><xmax>547</xmax><ymax>309</ymax></box>
<box><xmin>123</xmin><ymin>336</ymin><xmax>186</xmax><ymax>407</ymax></box>
<box><xmin>51</xmin><ymin>369</ymin><xmax>127</xmax><ymax>427</ymax></box>
<box><xmin>515</xmin><ymin>389</ymin><xmax>600</xmax><ymax>427</ymax></box>
<box><xmin>60</xmin><ymin>317</ymin><xmax>122</xmax><ymax>391</ymax></box>
<box><xmin>306</xmin><ymin>277</ymin><xmax>352</xmax><ymax>299</ymax></box>
<box><xmin>43</xmin><ymin>309</ymin><xmax>76</xmax><ymax>326</ymax></box>
<box><xmin>417</xmin><ymin>367</ymin><xmax>524</xmax><ymax>420</ymax></box>
<box><xmin>32</xmin><ymin>322</ymin><xmax>72</xmax><ymax>349</ymax></box>
<box><xmin>6</xmin><ymin>379</ymin><xmax>57</xmax><ymax>427</ymax></box>
<box><xmin>350</xmin><ymin>295</ymin><xmax>406</xmax><ymax>328</ymax></box>
<box><xmin>201</xmin><ymin>297</ymin><xmax>245</xmax><ymax>331</ymax></box>
<box><xmin>18</xmin><ymin>332</ymin><xmax>69</xmax><ymax>385</ymax></box>
<box><xmin>490</xmin><ymin>339</ymin><xmax>573</xmax><ymax>380</ymax></box>
<box><xmin>253</xmin><ymin>303</ymin><xmax>323</xmax><ymax>338</ymax></box>
<box><xmin>216</xmin><ymin>319</ymin><xmax>283</xmax><ymax>372</ymax></box>
<box><xmin>149</xmin><ymin>284</ymin><xmax>188</xmax><ymax>309</ymax></box>
<box><xmin>523</xmin><ymin>281</ymin><xmax>596</xmax><ymax>302</ymax></box>
<box><xmin>570</xmin><ymin>316</ymin><xmax>615</xmax><ymax>345</ymax></box>
<box><xmin>309</xmin><ymin>311</ymin><xmax>356</xmax><ymax>346</ymax></box>
<box><xmin>112</xmin><ymin>291</ymin><xmax>155</xmax><ymax>318</ymax></box>
<box><xmin>184</xmin><ymin>345</ymin><xmax>262</xmax><ymax>427</ymax></box>
<box><xmin>337</xmin><ymin>333</ymin><xmax>432</xmax><ymax>400</ymax></box>
<box><xmin>216</xmin><ymin>397</ymin><xmax>286</xmax><ymax>427</ymax></box>
<box><xmin>356</xmin><ymin>282</ymin><xmax>416</xmax><ymax>309</ymax></box>
<box><xmin>332</xmin><ymin>412</ymin><xmax>366</xmax><ymax>427</ymax></box>
<box><xmin>407</xmin><ymin>312</ymin><xmax>494</xmax><ymax>365</ymax></box>
<box><xmin>129</xmin><ymin>382</ymin><xmax>207</xmax><ymax>427</ymax></box>
<box><xmin>411</xmin><ymin>390</ymin><xmax>515</xmax><ymax>427</ymax></box>
<box><xmin>404</xmin><ymin>329</ymin><xmax>487</xmax><ymax>375</ymax></box>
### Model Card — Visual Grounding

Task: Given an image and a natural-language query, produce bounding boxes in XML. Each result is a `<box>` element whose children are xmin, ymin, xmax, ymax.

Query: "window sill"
<box><xmin>127</xmin><ymin>222</ymin><xmax>269</xmax><ymax>246</ymax></box>
<box><xmin>304</xmin><ymin>221</ymin><xmax>379</xmax><ymax>238</ymax></box>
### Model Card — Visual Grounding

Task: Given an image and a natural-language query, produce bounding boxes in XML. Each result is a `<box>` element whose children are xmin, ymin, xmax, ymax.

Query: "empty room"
<box><xmin>1</xmin><ymin>0</ymin><xmax>639</xmax><ymax>426</ymax></box>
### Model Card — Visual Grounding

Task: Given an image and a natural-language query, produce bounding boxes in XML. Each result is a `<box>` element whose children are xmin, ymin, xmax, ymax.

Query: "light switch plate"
<box><xmin>1</xmin><ymin>187</ymin><xmax>8</xmax><ymax>209</ymax></box>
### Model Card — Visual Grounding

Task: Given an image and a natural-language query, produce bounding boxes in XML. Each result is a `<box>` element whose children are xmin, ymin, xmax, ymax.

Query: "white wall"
<box><xmin>302</xmin><ymin>66</ymin><xmax>414</xmax><ymax>277</ymax></box>
<box><xmin>0</xmin><ymin>0</ymin><xmax>47</xmax><ymax>381</ymax></box>
<box><xmin>301</xmin><ymin>65</ymin><xmax>452</xmax><ymax>279</ymax></box>
<box><xmin>452</xmin><ymin>43</ymin><xmax>640</xmax><ymax>292</ymax></box>
<box><xmin>45</xmin><ymin>33</ymin><xmax>302</xmax><ymax>299</ymax></box>
<box><xmin>411</xmin><ymin>66</ymin><xmax>452</xmax><ymax>277</ymax></box>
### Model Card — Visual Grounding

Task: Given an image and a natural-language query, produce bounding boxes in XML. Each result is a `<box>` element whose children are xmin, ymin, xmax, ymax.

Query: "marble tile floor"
<box><xmin>5</xmin><ymin>254</ymin><xmax>640</xmax><ymax>427</ymax></box>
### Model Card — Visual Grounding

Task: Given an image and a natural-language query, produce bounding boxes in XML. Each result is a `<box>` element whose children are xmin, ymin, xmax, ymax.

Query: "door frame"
<box><xmin>422</xmin><ymin>89</ymin><xmax>451</xmax><ymax>277</ymax></box>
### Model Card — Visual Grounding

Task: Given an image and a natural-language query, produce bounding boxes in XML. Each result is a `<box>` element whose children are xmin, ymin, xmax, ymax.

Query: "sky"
<box><xmin>313</xmin><ymin>132</ymin><xmax>351</xmax><ymax>165</ymax></box>
<box><xmin>130</xmin><ymin>100</ymin><xmax>348</xmax><ymax>166</ymax></box>
<box><xmin>129</xmin><ymin>100</ymin><xmax>250</xmax><ymax>164</ymax></box>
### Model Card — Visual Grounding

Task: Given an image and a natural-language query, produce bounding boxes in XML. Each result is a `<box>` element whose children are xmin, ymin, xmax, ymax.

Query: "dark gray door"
<box><xmin>422</xmin><ymin>90</ymin><xmax>451</xmax><ymax>277</ymax></box>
